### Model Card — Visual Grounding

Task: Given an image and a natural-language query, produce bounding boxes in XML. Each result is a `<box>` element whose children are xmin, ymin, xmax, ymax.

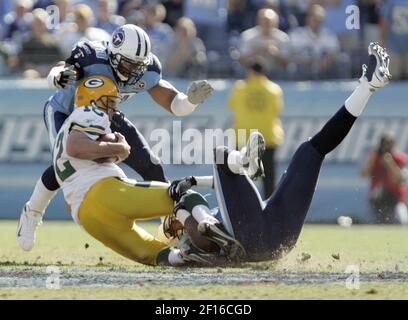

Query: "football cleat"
<box><xmin>241</xmin><ymin>131</ymin><xmax>266</xmax><ymax>180</ymax></box>
<box><xmin>17</xmin><ymin>202</ymin><xmax>43</xmax><ymax>251</ymax></box>
<box><xmin>360</xmin><ymin>42</ymin><xmax>392</xmax><ymax>91</ymax></box>
<box><xmin>178</xmin><ymin>238</ymin><xmax>218</xmax><ymax>266</ymax></box>
<box><xmin>197</xmin><ymin>219</ymin><xmax>246</xmax><ymax>260</ymax></box>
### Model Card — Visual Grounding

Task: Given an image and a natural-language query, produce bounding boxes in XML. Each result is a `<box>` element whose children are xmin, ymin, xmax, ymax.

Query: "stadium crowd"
<box><xmin>0</xmin><ymin>0</ymin><xmax>406</xmax><ymax>80</ymax></box>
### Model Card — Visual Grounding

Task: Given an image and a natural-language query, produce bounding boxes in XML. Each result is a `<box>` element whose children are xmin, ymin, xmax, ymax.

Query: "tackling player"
<box><xmin>168</xmin><ymin>43</ymin><xmax>392</xmax><ymax>264</ymax></box>
<box><xmin>53</xmin><ymin>75</ymin><xmax>235</xmax><ymax>266</ymax></box>
<box><xmin>17</xmin><ymin>24</ymin><xmax>213</xmax><ymax>251</ymax></box>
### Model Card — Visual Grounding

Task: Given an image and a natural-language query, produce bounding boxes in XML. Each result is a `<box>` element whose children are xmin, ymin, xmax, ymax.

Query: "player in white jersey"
<box><xmin>17</xmin><ymin>24</ymin><xmax>214</xmax><ymax>252</ymax></box>
<box><xmin>54</xmin><ymin>75</ymin><xmax>240</xmax><ymax>266</ymax></box>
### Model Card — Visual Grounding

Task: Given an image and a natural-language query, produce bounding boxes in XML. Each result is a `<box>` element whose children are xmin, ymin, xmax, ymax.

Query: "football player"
<box><xmin>53</xmin><ymin>75</ymin><xmax>233</xmax><ymax>266</ymax></box>
<box><xmin>168</xmin><ymin>43</ymin><xmax>392</xmax><ymax>264</ymax></box>
<box><xmin>17</xmin><ymin>24</ymin><xmax>213</xmax><ymax>251</ymax></box>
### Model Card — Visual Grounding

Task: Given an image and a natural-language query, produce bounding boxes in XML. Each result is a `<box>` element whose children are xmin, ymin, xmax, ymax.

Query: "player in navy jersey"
<box><xmin>17</xmin><ymin>24</ymin><xmax>213</xmax><ymax>251</ymax></box>
<box><xmin>166</xmin><ymin>43</ymin><xmax>392</xmax><ymax>264</ymax></box>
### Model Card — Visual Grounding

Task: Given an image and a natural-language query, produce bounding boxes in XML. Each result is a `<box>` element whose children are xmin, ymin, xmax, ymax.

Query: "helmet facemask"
<box><xmin>110</xmin><ymin>53</ymin><xmax>148</xmax><ymax>82</ymax></box>
<box><xmin>92</xmin><ymin>95</ymin><xmax>123</xmax><ymax>122</ymax></box>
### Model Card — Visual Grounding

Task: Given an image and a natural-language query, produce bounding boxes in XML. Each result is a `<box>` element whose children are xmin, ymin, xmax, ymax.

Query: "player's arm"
<box><xmin>66</xmin><ymin>130</ymin><xmax>130</xmax><ymax>161</ymax></box>
<box><xmin>148</xmin><ymin>79</ymin><xmax>214</xmax><ymax>116</ymax></box>
<box><xmin>47</xmin><ymin>61</ymin><xmax>79</xmax><ymax>89</ymax></box>
<box><xmin>47</xmin><ymin>41</ymin><xmax>98</xmax><ymax>89</ymax></box>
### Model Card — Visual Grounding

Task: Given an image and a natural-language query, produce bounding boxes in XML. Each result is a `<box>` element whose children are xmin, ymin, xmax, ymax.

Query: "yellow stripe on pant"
<box><xmin>78</xmin><ymin>177</ymin><xmax>174</xmax><ymax>266</ymax></box>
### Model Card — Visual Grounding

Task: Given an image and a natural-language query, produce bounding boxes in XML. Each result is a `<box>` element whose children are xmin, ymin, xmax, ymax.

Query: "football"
<box><xmin>94</xmin><ymin>133</ymin><xmax>119</xmax><ymax>163</ymax></box>
<box><xmin>98</xmin><ymin>132</ymin><xmax>118</xmax><ymax>143</ymax></box>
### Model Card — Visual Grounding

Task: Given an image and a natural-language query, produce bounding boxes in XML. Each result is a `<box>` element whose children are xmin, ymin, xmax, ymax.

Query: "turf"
<box><xmin>1</xmin><ymin>220</ymin><xmax>408</xmax><ymax>299</ymax></box>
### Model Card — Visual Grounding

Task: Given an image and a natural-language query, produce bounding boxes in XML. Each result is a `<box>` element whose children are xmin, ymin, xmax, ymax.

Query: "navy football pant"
<box><xmin>42</xmin><ymin>104</ymin><xmax>166</xmax><ymax>191</ymax></box>
<box><xmin>214</xmin><ymin>106</ymin><xmax>357</xmax><ymax>261</ymax></box>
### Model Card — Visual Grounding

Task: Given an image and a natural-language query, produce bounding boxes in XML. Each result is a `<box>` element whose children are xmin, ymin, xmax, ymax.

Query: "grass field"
<box><xmin>1</xmin><ymin>220</ymin><xmax>408</xmax><ymax>299</ymax></box>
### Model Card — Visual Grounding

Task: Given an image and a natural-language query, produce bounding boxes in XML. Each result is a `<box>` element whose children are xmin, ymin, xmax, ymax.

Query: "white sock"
<box><xmin>227</xmin><ymin>150</ymin><xmax>243</xmax><ymax>174</ymax></box>
<box><xmin>192</xmin><ymin>204</ymin><xmax>218</xmax><ymax>223</ymax></box>
<box><xmin>395</xmin><ymin>202</ymin><xmax>408</xmax><ymax>225</ymax></box>
<box><xmin>175</xmin><ymin>209</ymin><xmax>191</xmax><ymax>226</ymax></box>
<box><xmin>28</xmin><ymin>178</ymin><xmax>58</xmax><ymax>214</ymax></box>
<box><xmin>345</xmin><ymin>80</ymin><xmax>373</xmax><ymax>117</ymax></box>
<box><xmin>168</xmin><ymin>248</ymin><xmax>185</xmax><ymax>266</ymax></box>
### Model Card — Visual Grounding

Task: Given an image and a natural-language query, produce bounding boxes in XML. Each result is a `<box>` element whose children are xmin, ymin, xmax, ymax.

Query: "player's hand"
<box><xmin>187</xmin><ymin>80</ymin><xmax>214</xmax><ymax>105</ymax></box>
<box><xmin>168</xmin><ymin>176</ymin><xmax>197</xmax><ymax>201</ymax></box>
<box><xmin>115</xmin><ymin>132</ymin><xmax>131</xmax><ymax>162</ymax></box>
<box><xmin>55</xmin><ymin>65</ymin><xmax>78</xmax><ymax>88</ymax></box>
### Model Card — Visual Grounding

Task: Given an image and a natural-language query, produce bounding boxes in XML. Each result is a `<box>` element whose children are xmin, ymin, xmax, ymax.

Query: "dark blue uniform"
<box><xmin>213</xmin><ymin>106</ymin><xmax>357</xmax><ymax>262</ymax></box>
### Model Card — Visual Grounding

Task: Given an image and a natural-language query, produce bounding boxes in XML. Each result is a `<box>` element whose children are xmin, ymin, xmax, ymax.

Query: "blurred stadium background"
<box><xmin>0</xmin><ymin>0</ymin><xmax>407</xmax><ymax>223</ymax></box>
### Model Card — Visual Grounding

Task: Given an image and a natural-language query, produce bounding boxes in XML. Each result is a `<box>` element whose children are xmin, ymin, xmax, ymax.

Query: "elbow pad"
<box><xmin>170</xmin><ymin>92</ymin><xmax>198</xmax><ymax>117</ymax></box>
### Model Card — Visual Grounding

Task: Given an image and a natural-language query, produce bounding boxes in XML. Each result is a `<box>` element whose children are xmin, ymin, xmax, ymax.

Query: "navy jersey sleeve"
<box><xmin>65</xmin><ymin>41</ymin><xmax>110</xmax><ymax>79</ymax></box>
<box><xmin>147</xmin><ymin>54</ymin><xmax>162</xmax><ymax>76</ymax></box>
<box><xmin>141</xmin><ymin>54</ymin><xmax>162</xmax><ymax>90</ymax></box>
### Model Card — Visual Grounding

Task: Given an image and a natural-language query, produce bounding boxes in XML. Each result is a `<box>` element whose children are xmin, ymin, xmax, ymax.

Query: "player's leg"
<box><xmin>212</xmin><ymin>43</ymin><xmax>392</xmax><ymax>261</ymax></box>
<box><xmin>78</xmin><ymin>197</ymin><xmax>185</xmax><ymax>266</ymax></box>
<box><xmin>17</xmin><ymin>102</ymin><xmax>67</xmax><ymax>251</ymax></box>
<box><xmin>85</xmin><ymin>177</ymin><xmax>174</xmax><ymax>220</ymax></box>
<box><xmin>111</xmin><ymin>115</ymin><xmax>167</xmax><ymax>182</ymax></box>
<box><xmin>212</xmin><ymin>133</ymin><xmax>267</xmax><ymax>257</ymax></box>
<box><xmin>261</xmin><ymin>42</ymin><xmax>392</xmax><ymax>255</ymax></box>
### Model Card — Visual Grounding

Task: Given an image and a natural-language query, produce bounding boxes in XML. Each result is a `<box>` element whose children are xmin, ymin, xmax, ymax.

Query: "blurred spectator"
<box><xmin>238</xmin><ymin>8</ymin><xmax>290</xmax><ymax>79</ymax></box>
<box><xmin>118</xmin><ymin>0</ymin><xmax>143</xmax><ymax>19</ymax></box>
<box><xmin>288</xmin><ymin>4</ymin><xmax>345</xmax><ymax>79</ymax></box>
<box><xmin>380</xmin><ymin>0</ymin><xmax>408</xmax><ymax>80</ymax></box>
<box><xmin>261</xmin><ymin>0</ymin><xmax>298</xmax><ymax>33</ymax></box>
<box><xmin>162</xmin><ymin>0</ymin><xmax>183</xmax><ymax>28</ymax></box>
<box><xmin>142</xmin><ymin>3</ymin><xmax>174</xmax><ymax>64</ymax></box>
<box><xmin>0</xmin><ymin>42</ymin><xmax>14</xmax><ymax>75</ymax></box>
<box><xmin>55</xmin><ymin>4</ymin><xmax>109</xmax><ymax>57</ymax></box>
<box><xmin>3</xmin><ymin>0</ymin><xmax>33</xmax><ymax>42</ymax></box>
<box><xmin>361</xmin><ymin>132</ymin><xmax>408</xmax><ymax>224</ymax></box>
<box><xmin>71</xmin><ymin>0</ymin><xmax>99</xmax><ymax>13</ymax></box>
<box><xmin>33</xmin><ymin>0</ymin><xmax>54</xmax><ymax>9</ymax></box>
<box><xmin>18</xmin><ymin>8</ymin><xmax>62</xmax><ymax>77</ymax></box>
<box><xmin>96</xmin><ymin>0</ymin><xmax>125</xmax><ymax>34</ymax></box>
<box><xmin>321</xmin><ymin>0</ymin><xmax>359</xmax><ymax>53</ymax></box>
<box><xmin>228</xmin><ymin>58</ymin><xmax>284</xmax><ymax>198</ymax></box>
<box><xmin>285</xmin><ymin>0</ymin><xmax>314</xmax><ymax>26</ymax></box>
<box><xmin>359</xmin><ymin>0</ymin><xmax>382</xmax><ymax>48</ymax></box>
<box><xmin>54</xmin><ymin>0</ymin><xmax>74</xmax><ymax>25</ymax></box>
<box><xmin>227</xmin><ymin>0</ymin><xmax>254</xmax><ymax>34</ymax></box>
<box><xmin>1</xmin><ymin>1</ymin><xmax>15</xmax><ymax>31</ymax></box>
<box><xmin>164</xmin><ymin>17</ymin><xmax>207</xmax><ymax>78</ymax></box>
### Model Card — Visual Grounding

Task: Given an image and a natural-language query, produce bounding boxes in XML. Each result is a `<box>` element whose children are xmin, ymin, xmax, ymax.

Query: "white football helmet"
<box><xmin>108</xmin><ymin>24</ymin><xmax>151</xmax><ymax>81</ymax></box>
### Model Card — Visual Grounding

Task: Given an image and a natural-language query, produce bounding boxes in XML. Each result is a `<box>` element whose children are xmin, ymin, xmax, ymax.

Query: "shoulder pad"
<box><xmin>147</xmin><ymin>54</ymin><xmax>162</xmax><ymax>75</ymax></box>
<box><xmin>70</xmin><ymin>106</ymin><xmax>110</xmax><ymax>138</ymax></box>
<box><xmin>66</xmin><ymin>41</ymin><xmax>109</xmax><ymax>69</ymax></box>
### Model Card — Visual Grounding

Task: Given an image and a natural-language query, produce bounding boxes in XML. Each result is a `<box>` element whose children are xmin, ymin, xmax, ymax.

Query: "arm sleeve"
<box><xmin>65</xmin><ymin>41</ymin><xmax>108</xmax><ymax>79</ymax></box>
<box><xmin>69</xmin><ymin>107</ymin><xmax>111</xmax><ymax>141</ymax></box>
<box><xmin>144</xmin><ymin>54</ymin><xmax>163</xmax><ymax>90</ymax></box>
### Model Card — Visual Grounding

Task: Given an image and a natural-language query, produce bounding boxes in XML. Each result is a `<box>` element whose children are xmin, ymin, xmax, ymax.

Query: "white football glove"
<box><xmin>54</xmin><ymin>65</ymin><xmax>78</xmax><ymax>88</ymax></box>
<box><xmin>187</xmin><ymin>80</ymin><xmax>214</xmax><ymax>105</ymax></box>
